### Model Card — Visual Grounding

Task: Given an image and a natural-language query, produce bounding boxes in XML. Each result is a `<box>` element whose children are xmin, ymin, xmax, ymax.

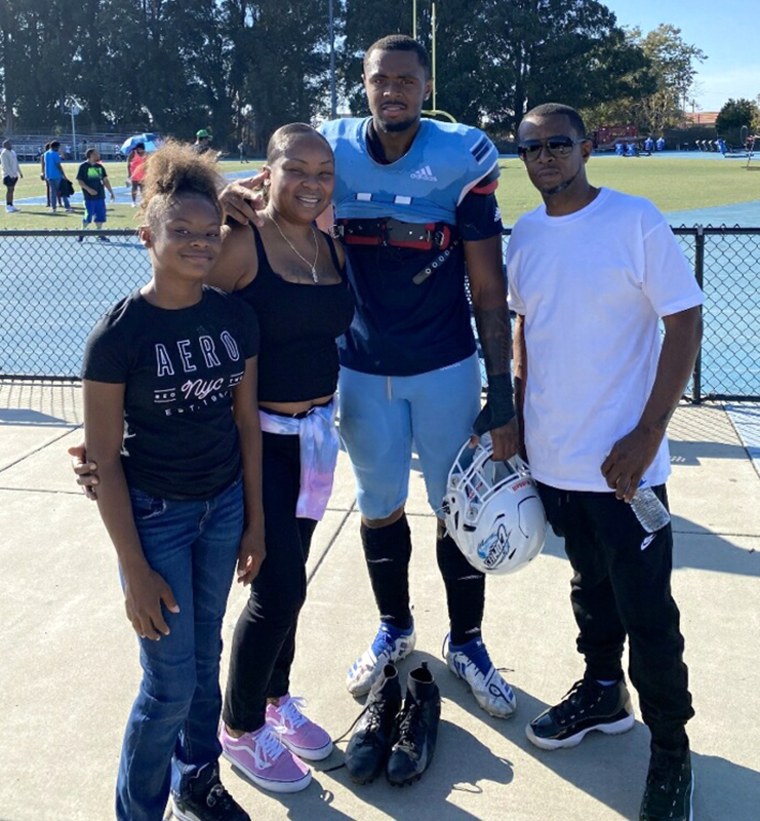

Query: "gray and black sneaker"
<box><xmin>639</xmin><ymin>746</ymin><xmax>694</xmax><ymax>821</ymax></box>
<box><xmin>526</xmin><ymin>676</ymin><xmax>635</xmax><ymax>750</ymax></box>
<box><xmin>171</xmin><ymin>762</ymin><xmax>249</xmax><ymax>821</ymax></box>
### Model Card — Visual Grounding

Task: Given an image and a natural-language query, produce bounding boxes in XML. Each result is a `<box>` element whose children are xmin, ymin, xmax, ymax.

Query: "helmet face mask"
<box><xmin>443</xmin><ymin>438</ymin><xmax>547</xmax><ymax>575</ymax></box>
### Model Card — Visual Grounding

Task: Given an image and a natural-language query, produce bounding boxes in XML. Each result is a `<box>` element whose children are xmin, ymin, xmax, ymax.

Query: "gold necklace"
<box><xmin>268</xmin><ymin>214</ymin><xmax>319</xmax><ymax>283</ymax></box>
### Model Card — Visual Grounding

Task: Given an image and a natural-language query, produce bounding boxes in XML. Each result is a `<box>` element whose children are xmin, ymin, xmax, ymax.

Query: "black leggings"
<box><xmin>538</xmin><ymin>482</ymin><xmax>694</xmax><ymax>751</ymax></box>
<box><xmin>223</xmin><ymin>431</ymin><xmax>316</xmax><ymax>732</ymax></box>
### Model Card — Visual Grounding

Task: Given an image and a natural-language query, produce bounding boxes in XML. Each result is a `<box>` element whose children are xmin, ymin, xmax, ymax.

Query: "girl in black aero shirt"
<box><xmin>82</xmin><ymin>143</ymin><xmax>260</xmax><ymax>821</ymax></box>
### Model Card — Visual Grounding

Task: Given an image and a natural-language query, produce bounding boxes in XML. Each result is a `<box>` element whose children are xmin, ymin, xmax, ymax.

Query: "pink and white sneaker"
<box><xmin>220</xmin><ymin>723</ymin><xmax>311</xmax><ymax>793</ymax></box>
<box><xmin>266</xmin><ymin>695</ymin><xmax>333</xmax><ymax>761</ymax></box>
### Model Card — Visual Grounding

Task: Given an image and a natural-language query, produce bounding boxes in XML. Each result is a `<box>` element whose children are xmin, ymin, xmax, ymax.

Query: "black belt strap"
<box><xmin>412</xmin><ymin>239</ymin><xmax>461</xmax><ymax>285</ymax></box>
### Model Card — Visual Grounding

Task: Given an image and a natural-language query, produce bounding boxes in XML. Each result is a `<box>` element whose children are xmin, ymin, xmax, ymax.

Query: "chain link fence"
<box><xmin>1</xmin><ymin>226</ymin><xmax>759</xmax><ymax>401</ymax></box>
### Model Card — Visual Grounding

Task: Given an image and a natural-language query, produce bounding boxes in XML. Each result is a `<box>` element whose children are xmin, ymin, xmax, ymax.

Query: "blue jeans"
<box><xmin>116</xmin><ymin>476</ymin><xmax>243</xmax><ymax>821</ymax></box>
<box><xmin>47</xmin><ymin>177</ymin><xmax>70</xmax><ymax>210</ymax></box>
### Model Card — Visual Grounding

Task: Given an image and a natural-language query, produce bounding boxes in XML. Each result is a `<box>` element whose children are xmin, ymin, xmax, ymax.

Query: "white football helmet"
<box><xmin>443</xmin><ymin>437</ymin><xmax>547</xmax><ymax>575</ymax></box>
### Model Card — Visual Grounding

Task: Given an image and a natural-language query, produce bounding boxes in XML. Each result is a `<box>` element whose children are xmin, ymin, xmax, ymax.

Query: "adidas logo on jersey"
<box><xmin>410</xmin><ymin>165</ymin><xmax>438</xmax><ymax>182</ymax></box>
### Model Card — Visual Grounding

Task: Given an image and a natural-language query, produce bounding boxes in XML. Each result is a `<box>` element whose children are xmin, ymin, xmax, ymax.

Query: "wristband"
<box><xmin>472</xmin><ymin>373</ymin><xmax>515</xmax><ymax>436</ymax></box>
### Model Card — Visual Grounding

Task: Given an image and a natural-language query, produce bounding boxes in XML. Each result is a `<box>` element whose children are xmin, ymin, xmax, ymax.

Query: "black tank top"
<box><xmin>235</xmin><ymin>225</ymin><xmax>354</xmax><ymax>402</ymax></box>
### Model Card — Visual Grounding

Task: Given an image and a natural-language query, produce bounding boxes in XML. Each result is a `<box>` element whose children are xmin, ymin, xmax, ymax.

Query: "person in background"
<box><xmin>40</xmin><ymin>142</ymin><xmax>51</xmax><ymax>207</ymax></box>
<box><xmin>76</xmin><ymin>148</ymin><xmax>116</xmax><ymax>242</ymax></box>
<box><xmin>193</xmin><ymin>129</ymin><xmax>214</xmax><ymax>155</ymax></box>
<box><xmin>237</xmin><ymin>140</ymin><xmax>248</xmax><ymax>163</ymax></box>
<box><xmin>82</xmin><ymin>141</ymin><xmax>261</xmax><ymax>821</ymax></box>
<box><xmin>193</xmin><ymin>130</ymin><xmax>223</xmax><ymax>161</ymax></box>
<box><xmin>1</xmin><ymin>139</ymin><xmax>23</xmax><ymax>213</ymax></box>
<box><xmin>44</xmin><ymin>140</ymin><xmax>73</xmax><ymax>213</ymax></box>
<box><xmin>507</xmin><ymin>102</ymin><xmax>702</xmax><ymax>821</ymax></box>
<box><xmin>128</xmin><ymin>143</ymin><xmax>148</xmax><ymax>207</ymax></box>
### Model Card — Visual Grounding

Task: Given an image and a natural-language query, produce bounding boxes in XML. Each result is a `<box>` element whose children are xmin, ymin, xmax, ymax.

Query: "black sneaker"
<box><xmin>76</xmin><ymin>235</ymin><xmax>83</xmax><ymax>242</ymax></box>
<box><xmin>526</xmin><ymin>676</ymin><xmax>635</xmax><ymax>750</ymax></box>
<box><xmin>98</xmin><ymin>235</ymin><xmax>111</xmax><ymax>242</ymax></box>
<box><xmin>639</xmin><ymin>747</ymin><xmax>693</xmax><ymax>821</ymax></box>
<box><xmin>386</xmin><ymin>662</ymin><xmax>441</xmax><ymax>786</ymax></box>
<box><xmin>344</xmin><ymin>663</ymin><xmax>402</xmax><ymax>784</ymax></box>
<box><xmin>171</xmin><ymin>762</ymin><xmax>249</xmax><ymax>821</ymax></box>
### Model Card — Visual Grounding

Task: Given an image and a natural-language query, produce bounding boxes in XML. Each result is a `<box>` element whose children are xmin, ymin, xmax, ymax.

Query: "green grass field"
<box><xmin>1</xmin><ymin>155</ymin><xmax>758</xmax><ymax>230</ymax></box>
<box><xmin>496</xmin><ymin>155</ymin><xmax>760</xmax><ymax>224</ymax></box>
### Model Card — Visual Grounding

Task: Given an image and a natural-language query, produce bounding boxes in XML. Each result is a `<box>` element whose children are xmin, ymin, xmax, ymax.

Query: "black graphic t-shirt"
<box><xmin>76</xmin><ymin>161</ymin><xmax>108</xmax><ymax>200</ymax></box>
<box><xmin>82</xmin><ymin>286</ymin><xmax>259</xmax><ymax>500</ymax></box>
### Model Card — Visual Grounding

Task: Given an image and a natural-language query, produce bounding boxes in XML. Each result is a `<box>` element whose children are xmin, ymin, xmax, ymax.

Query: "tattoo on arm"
<box><xmin>473</xmin><ymin>304</ymin><xmax>511</xmax><ymax>377</ymax></box>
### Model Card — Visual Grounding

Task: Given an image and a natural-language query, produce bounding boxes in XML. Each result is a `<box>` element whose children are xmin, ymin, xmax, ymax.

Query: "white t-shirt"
<box><xmin>506</xmin><ymin>187</ymin><xmax>704</xmax><ymax>492</ymax></box>
<box><xmin>0</xmin><ymin>147</ymin><xmax>21</xmax><ymax>178</ymax></box>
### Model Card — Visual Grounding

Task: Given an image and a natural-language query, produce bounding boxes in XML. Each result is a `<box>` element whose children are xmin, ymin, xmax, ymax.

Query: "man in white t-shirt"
<box><xmin>1</xmin><ymin>139</ymin><xmax>23</xmax><ymax>213</ymax></box>
<box><xmin>506</xmin><ymin>102</ymin><xmax>703</xmax><ymax>821</ymax></box>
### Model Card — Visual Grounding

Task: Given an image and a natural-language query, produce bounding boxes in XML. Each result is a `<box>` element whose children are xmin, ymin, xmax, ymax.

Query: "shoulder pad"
<box><xmin>471</xmin><ymin>166</ymin><xmax>500</xmax><ymax>196</ymax></box>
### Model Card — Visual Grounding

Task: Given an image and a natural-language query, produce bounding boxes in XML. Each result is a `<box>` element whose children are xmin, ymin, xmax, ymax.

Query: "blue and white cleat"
<box><xmin>346</xmin><ymin>622</ymin><xmax>416</xmax><ymax>697</ymax></box>
<box><xmin>445</xmin><ymin>634</ymin><xmax>517</xmax><ymax>718</ymax></box>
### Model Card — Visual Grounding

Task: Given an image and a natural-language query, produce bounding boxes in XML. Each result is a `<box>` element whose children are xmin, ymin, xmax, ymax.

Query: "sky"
<box><xmin>602</xmin><ymin>0</ymin><xmax>760</xmax><ymax>112</ymax></box>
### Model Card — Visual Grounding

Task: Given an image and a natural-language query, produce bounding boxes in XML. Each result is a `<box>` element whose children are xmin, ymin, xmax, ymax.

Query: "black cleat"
<box><xmin>526</xmin><ymin>676</ymin><xmax>635</xmax><ymax>750</ymax></box>
<box><xmin>345</xmin><ymin>663</ymin><xmax>402</xmax><ymax>784</ymax></box>
<box><xmin>386</xmin><ymin>662</ymin><xmax>441</xmax><ymax>786</ymax></box>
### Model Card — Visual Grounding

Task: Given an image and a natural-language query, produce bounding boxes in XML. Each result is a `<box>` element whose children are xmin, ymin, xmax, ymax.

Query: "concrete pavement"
<box><xmin>0</xmin><ymin>380</ymin><xmax>758</xmax><ymax>820</ymax></box>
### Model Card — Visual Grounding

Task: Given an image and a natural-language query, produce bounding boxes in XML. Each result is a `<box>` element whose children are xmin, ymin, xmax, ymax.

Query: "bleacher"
<box><xmin>4</xmin><ymin>133</ymin><xmax>129</xmax><ymax>162</ymax></box>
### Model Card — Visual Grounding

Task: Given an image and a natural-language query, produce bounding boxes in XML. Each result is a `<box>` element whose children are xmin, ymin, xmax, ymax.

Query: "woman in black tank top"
<box><xmin>206</xmin><ymin>124</ymin><xmax>353</xmax><ymax>792</ymax></box>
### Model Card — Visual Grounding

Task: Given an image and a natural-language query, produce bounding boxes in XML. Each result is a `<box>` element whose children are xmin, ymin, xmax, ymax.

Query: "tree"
<box><xmin>469</xmin><ymin>0</ymin><xmax>652</xmax><ymax>133</ymax></box>
<box><xmin>340</xmin><ymin>0</ymin><xmax>648</xmax><ymax>134</ymax></box>
<box><xmin>0</xmin><ymin>0</ymin><xmax>83</xmax><ymax>131</ymax></box>
<box><xmin>630</xmin><ymin>24</ymin><xmax>706</xmax><ymax>134</ymax></box>
<box><xmin>340</xmin><ymin>0</ymin><xmax>410</xmax><ymax>118</ymax></box>
<box><xmin>716</xmin><ymin>98</ymin><xmax>760</xmax><ymax>140</ymax></box>
<box><xmin>219</xmin><ymin>0</ymin><xmax>329</xmax><ymax>153</ymax></box>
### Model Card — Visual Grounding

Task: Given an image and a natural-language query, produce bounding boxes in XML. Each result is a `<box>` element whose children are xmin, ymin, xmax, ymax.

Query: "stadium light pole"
<box><xmin>70</xmin><ymin>104</ymin><xmax>81</xmax><ymax>161</ymax></box>
<box><xmin>329</xmin><ymin>0</ymin><xmax>337</xmax><ymax>118</ymax></box>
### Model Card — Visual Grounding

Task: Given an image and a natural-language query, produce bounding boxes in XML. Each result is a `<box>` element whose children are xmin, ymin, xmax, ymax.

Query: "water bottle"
<box><xmin>629</xmin><ymin>480</ymin><xmax>671</xmax><ymax>533</ymax></box>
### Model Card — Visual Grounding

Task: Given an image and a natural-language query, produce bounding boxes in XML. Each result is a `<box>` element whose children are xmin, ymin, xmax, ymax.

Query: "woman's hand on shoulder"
<box><xmin>220</xmin><ymin>172</ymin><xmax>268</xmax><ymax>227</ymax></box>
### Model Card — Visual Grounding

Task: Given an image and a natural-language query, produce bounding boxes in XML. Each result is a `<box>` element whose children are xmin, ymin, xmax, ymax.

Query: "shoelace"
<box><xmin>362</xmin><ymin>699</ymin><xmax>386</xmax><ymax>734</ymax></box>
<box><xmin>253</xmin><ymin>725</ymin><xmax>286</xmax><ymax>768</ymax></box>
<box><xmin>394</xmin><ymin>703</ymin><xmax>422</xmax><ymax>753</ymax></box>
<box><xmin>274</xmin><ymin>696</ymin><xmax>309</xmax><ymax>730</ymax></box>
<box><xmin>553</xmin><ymin>679</ymin><xmax>598</xmax><ymax>721</ymax></box>
<box><xmin>370</xmin><ymin>627</ymin><xmax>400</xmax><ymax>658</ymax></box>
<box><xmin>320</xmin><ymin>697</ymin><xmax>390</xmax><ymax>774</ymax></box>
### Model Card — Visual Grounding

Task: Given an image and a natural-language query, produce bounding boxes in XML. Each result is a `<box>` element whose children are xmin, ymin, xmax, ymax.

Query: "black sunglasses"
<box><xmin>517</xmin><ymin>136</ymin><xmax>588</xmax><ymax>161</ymax></box>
